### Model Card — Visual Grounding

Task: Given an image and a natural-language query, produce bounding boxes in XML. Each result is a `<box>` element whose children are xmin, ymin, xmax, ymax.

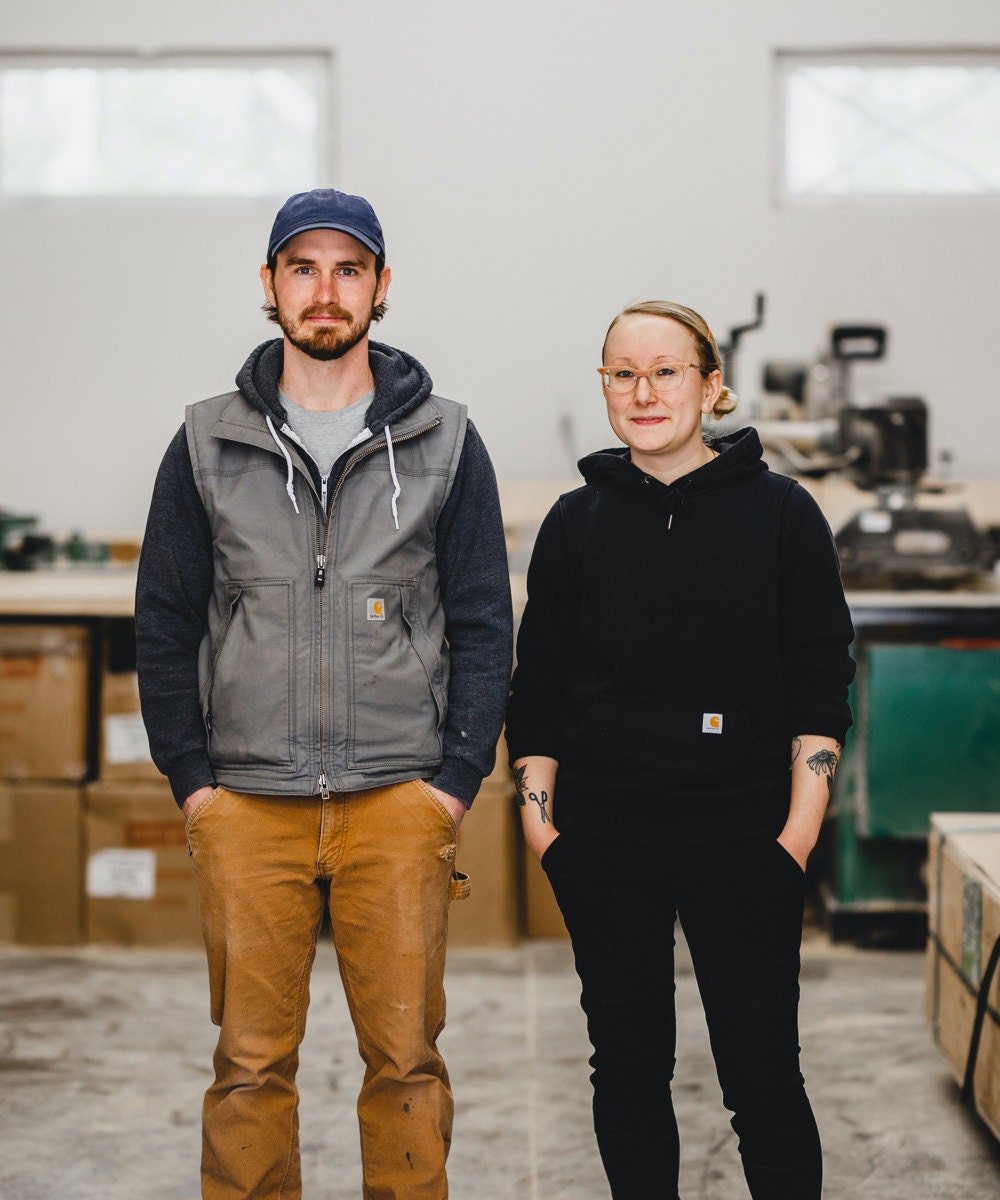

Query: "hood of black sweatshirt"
<box><xmin>234</xmin><ymin>338</ymin><xmax>434</xmax><ymax>433</ymax></box>
<box><xmin>578</xmin><ymin>427</ymin><xmax>768</xmax><ymax>517</ymax></box>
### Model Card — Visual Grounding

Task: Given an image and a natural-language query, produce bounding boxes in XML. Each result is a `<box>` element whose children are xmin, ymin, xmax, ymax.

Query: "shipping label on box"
<box><xmin>85</xmin><ymin>781</ymin><xmax>201</xmax><ymax>947</ymax></box>
<box><xmin>86</xmin><ymin>848</ymin><xmax>157</xmax><ymax>899</ymax></box>
<box><xmin>103</xmin><ymin>713</ymin><xmax>153</xmax><ymax>766</ymax></box>
<box><xmin>99</xmin><ymin>663</ymin><xmax>161</xmax><ymax>781</ymax></box>
<box><xmin>962</xmin><ymin>876</ymin><xmax>984</xmax><ymax>986</ymax></box>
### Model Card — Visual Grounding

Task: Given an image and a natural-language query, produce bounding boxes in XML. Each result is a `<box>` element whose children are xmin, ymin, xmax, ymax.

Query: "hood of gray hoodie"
<box><xmin>234</xmin><ymin>337</ymin><xmax>434</xmax><ymax>436</ymax></box>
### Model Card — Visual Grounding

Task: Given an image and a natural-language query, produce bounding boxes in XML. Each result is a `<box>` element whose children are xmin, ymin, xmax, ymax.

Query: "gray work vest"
<box><xmin>185</xmin><ymin>388</ymin><xmax>467</xmax><ymax>796</ymax></box>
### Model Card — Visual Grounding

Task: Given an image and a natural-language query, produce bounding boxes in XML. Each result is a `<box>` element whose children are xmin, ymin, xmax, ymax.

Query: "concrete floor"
<box><xmin>1</xmin><ymin>930</ymin><xmax>999</xmax><ymax>1199</ymax></box>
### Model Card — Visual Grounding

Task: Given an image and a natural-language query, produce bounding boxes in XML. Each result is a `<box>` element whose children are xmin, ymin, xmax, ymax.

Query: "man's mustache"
<box><xmin>300</xmin><ymin>305</ymin><xmax>354</xmax><ymax>320</ymax></box>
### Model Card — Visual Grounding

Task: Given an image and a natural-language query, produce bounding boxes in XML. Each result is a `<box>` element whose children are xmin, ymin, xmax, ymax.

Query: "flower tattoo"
<box><xmin>512</xmin><ymin>764</ymin><xmax>550</xmax><ymax>823</ymax></box>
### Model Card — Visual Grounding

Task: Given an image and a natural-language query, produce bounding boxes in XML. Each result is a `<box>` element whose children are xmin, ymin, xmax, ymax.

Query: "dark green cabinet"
<box><xmin>823</xmin><ymin>602</ymin><xmax>1000</xmax><ymax>936</ymax></box>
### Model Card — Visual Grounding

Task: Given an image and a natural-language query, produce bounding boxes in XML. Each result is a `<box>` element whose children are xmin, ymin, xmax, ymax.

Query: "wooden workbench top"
<box><xmin>0</xmin><ymin>568</ymin><xmax>137</xmax><ymax>617</ymax></box>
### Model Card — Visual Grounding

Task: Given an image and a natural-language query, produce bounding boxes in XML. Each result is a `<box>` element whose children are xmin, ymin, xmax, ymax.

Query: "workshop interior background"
<box><xmin>4</xmin><ymin>3</ymin><xmax>1000</xmax><ymax>1194</ymax></box>
<box><xmin>2</xmin><ymin>0</ymin><xmax>1000</xmax><ymax>539</ymax></box>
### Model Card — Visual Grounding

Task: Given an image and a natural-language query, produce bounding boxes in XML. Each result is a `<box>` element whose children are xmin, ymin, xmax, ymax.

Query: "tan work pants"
<box><xmin>186</xmin><ymin>780</ymin><xmax>469</xmax><ymax>1199</ymax></box>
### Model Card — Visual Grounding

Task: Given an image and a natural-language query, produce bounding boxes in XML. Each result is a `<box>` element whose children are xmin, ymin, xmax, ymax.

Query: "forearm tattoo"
<box><xmin>790</xmin><ymin>738</ymin><xmax>843</xmax><ymax>798</ymax></box>
<box><xmin>806</xmin><ymin>745</ymin><xmax>842</xmax><ymax>798</ymax></box>
<box><xmin>512</xmin><ymin>764</ymin><xmax>551</xmax><ymax>824</ymax></box>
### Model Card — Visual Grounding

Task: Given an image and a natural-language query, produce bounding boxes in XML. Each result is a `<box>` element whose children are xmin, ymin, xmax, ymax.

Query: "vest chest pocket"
<box><xmin>206</xmin><ymin>578</ymin><xmax>295</xmax><ymax>771</ymax></box>
<box><xmin>346</xmin><ymin>578</ymin><xmax>445</xmax><ymax>769</ymax></box>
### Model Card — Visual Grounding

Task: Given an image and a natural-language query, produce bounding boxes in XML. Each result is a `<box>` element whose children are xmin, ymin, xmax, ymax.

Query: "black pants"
<box><xmin>541</xmin><ymin>830</ymin><xmax>822</xmax><ymax>1200</ymax></box>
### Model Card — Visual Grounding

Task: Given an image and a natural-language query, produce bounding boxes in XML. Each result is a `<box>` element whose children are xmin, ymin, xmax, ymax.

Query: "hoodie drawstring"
<box><xmin>667</xmin><ymin>488</ymin><xmax>693</xmax><ymax>530</ymax></box>
<box><xmin>268</xmin><ymin>411</ymin><xmax>400</xmax><ymax>530</ymax></box>
<box><xmin>644</xmin><ymin>476</ymin><xmax>692</xmax><ymax>532</ymax></box>
<box><xmin>384</xmin><ymin>425</ymin><xmax>402</xmax><ymax>531</ymax></box>
<box><xmin>265</xmin><ymin>415</ymin><xmax>300</xmax><ymax>515</ymax></box>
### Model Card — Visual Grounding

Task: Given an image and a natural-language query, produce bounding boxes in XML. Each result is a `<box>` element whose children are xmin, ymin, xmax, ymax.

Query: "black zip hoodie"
<box><xmin>505</xmin><ymin>428</ymin><xmax>855</xmax><ymax>847</ymax></box>
<box><xmin>137</xmin><ymin>338</ymin><xmax>512</xmax><ymax>808</ymax></box>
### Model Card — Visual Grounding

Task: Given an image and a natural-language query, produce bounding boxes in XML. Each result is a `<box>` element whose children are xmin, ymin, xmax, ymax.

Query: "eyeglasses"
<box><xmin>597</xmin><ymin>361</ymin><xmax>707</xmax><ymax>395</ymax></box>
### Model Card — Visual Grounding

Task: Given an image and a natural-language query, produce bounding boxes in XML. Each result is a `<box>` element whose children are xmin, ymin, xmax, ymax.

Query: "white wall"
<box><xmin>1</xmin><ymin>0</ymin><xmax>999</xmax><ymax>539</ymax></box>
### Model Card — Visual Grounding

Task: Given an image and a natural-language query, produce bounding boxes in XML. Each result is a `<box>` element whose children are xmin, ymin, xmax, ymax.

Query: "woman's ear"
<box><xmin>701</xmin><ymin>370</ymin><xmax>722</xmax><ymax>414</ymax></box>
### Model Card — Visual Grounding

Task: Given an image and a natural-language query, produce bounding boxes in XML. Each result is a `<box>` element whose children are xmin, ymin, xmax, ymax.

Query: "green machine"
<box><xmin>822</xmin><ymin>600</ymin><xmax>1000</xmax><ymax>942</ymax></box>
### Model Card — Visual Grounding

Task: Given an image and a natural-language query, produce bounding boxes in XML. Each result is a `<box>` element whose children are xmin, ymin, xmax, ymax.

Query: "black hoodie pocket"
<box><xmin>569</xmin><ymin>696</ymin><xmax>766</xmax><ymax>798</ymax></box>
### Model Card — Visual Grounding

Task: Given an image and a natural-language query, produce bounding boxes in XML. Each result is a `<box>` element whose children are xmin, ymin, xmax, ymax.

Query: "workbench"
<box><xmin>0</xmin><ymin>566</ymin><xmax>137</xmax><ymax>618</ymax></box>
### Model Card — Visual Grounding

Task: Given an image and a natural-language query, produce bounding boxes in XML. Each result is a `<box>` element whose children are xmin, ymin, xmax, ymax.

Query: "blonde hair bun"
<box><xmin>712</xmin><ymin>386</ymin><xmax>738</xmax><ymax>419</ymax></box>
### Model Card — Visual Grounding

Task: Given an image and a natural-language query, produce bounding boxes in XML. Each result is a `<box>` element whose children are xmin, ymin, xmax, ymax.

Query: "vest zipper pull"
<box><xmin>315</xmin><ymin>553</ymin><xmax>326</xmax><ymax>588</ymax></box>
<box><xmin>318</xmin><ymin>771</ymin><xmax>330</xmax><ymax>799</ymax></box>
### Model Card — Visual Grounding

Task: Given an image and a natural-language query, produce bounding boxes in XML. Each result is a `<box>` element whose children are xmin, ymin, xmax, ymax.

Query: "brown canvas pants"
<box><xmin>186</xmin><ymin>779</ymin><xmax>469</xmax><ymax>1199</ymax></box>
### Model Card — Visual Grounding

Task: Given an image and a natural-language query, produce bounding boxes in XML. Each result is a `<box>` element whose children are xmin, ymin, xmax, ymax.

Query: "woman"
<box><xmin>505</xmin><ymin>300</ymin><xmax>855</xmax><ymax>1199</ymax></box>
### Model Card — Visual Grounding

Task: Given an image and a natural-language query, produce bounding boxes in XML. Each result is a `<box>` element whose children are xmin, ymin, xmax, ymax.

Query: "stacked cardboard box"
<box><xmin>0</xmin><ymin>616</ymin><xmax>545</xmax><ymax>949</ymax></box>
<box><xmin>0</xmin><ymin>624</ymin><xmax>91</xmax><ymax>945</ymax></box>
<box><xmin>99</xmin><ymin>665</ymin><xmax>159</xmax><ymax>781</ymax></box>
<box><xmin>448</xmin><ymin>738</ymin><xmax>521</xmax><ymax>948</ymax></box>
<box><xmin>0</xmin><ymin>783</ymin><xmax>84</xmax><ymax>944</ymax></box>
<box><xmin>0</xmin><ymin>619</ymin><xmax>201</xmax><ymax>948</ymax></box>
<box><xmin>84</xmin><ymin>780</ymin><xmax>201</xmax><ymax>947</ymax></box>
<box><xmin>926</xmin><ymin>812</ymin><xmax>1000</xmax><ymax>1140</ymax></box>
<box><xmin>0</xmin><ymin>623</ymin><xmax>90</xmax><ymax>782</ymax></box>
<box><xmin>522</xmin><ymin>844</ymin><xmax>567</xmax><ymax>938</ymax></box>
<box><xmin>98</xmin><ymin>620</ymin><xmax>159</xmax><ymax>782</ymax></box>
<box><xmin>81</xmin><ymin>622</ymin><xmax>203</xmax><ymax>948</ymax></box>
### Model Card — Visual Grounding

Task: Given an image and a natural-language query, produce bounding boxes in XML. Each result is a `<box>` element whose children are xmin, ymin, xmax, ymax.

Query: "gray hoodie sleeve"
<box><xmin>135</xmin><ymin>426</ymin><xmax>216</xmax><ymax>807</ymax></box>
<box><xmin>429</xmin><ymin>421</ymin><xmax>513</xmax><ymax>805</ymax></box>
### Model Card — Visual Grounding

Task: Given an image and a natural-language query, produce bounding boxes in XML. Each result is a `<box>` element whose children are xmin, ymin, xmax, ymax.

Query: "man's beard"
<box><xmin>278</xmin><ymin>303</ymin><xmax>373</xmax><ymax>362</ymax></box>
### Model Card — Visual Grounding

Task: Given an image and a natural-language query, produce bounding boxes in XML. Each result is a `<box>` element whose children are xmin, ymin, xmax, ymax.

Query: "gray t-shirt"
<box><xmin>280</xmin><ymin>388</ymin><xmax>374</xmax><ymax>479</ymax></box>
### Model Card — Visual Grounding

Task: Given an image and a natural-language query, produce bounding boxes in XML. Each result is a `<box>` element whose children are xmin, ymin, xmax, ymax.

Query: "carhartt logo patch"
<box><xmin>367</xmin><ymin>598</ymin><xmax>386</xmax><ymax>621</ymax></box>
<box><xmin>702</xmin><ymin>713</ymin><xmax>723</xmax><ymax>734</ymax></box>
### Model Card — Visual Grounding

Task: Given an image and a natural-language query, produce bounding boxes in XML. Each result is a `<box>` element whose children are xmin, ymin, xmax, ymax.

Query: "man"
<box><xmin>136</xmin><ymin>188</ymin><xmax>513</xmax><ymax>1200</ymax></box>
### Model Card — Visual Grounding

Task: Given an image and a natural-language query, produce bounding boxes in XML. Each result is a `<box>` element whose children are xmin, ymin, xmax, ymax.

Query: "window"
<box><xmin>0</xmin><ymin>53</ymin><xmax>329</xmax><ymax>198</ymax></box>
<box><xmin>777</xmin><ymin>50</ymin><xmax>1000</xmax><ymax>202</ymax></box>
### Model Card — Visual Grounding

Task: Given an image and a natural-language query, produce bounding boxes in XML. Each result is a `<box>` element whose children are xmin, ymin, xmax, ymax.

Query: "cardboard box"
<box><xmin>0</xmin><ymin>783</ymin><xmax>84</xmax><ymax>945</ymax></box>
<box><xmin>85</xmin><ymin>781</ymin><xmax>202</xmax><ymax>947</ymax></box>
<box><xmin>926</xmin><ymin>812</ymin><xmax>1000</xmax><ymax>1140</ymax></box>
<box><xmin>99</xmin><ymin>666</ymin><xmax>160</xmax><ymax>782</ymax></box>
<box><xmin>449</xmin><ymin>746</ymin><xmax>520</xmax><ymax>948</ymax></box>
<box><xmin>99</xmin><ymin>620</ymin><xmax>160</xmax><ymax>782</ymax></box>
<box><xmin>0</xmin><ymin>624</ymin><xmax>90</xmax><ymax>782</ymax></box>
<box><xmin>522</xmin><ymin>843</ymin><xmax>568</xmax><ymax>939</ymax></box>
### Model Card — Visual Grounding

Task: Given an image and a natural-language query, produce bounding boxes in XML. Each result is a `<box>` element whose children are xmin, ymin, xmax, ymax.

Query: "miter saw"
<box><xmin>730</xmin><ymin>310</ymin><xmax>998</xmax><ymax>588</ymax></box>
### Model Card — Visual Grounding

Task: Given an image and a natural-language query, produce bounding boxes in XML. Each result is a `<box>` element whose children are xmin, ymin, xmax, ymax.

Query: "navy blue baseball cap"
<box><xmin>267</xmin><ymin>188</ymin><xmax>385</xmax><ymax>260</ymax></box>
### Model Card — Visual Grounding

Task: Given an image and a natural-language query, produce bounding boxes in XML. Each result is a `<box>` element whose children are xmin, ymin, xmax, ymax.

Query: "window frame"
<box><xmin>0</xmin><ymin>48</ymin><xmax>334</xmax><ymax>205</ymax></box>
<box><xmin>774</xmin><ymin>47</ymin><xmax>1000</xmax><ymax>210</ymax></box>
